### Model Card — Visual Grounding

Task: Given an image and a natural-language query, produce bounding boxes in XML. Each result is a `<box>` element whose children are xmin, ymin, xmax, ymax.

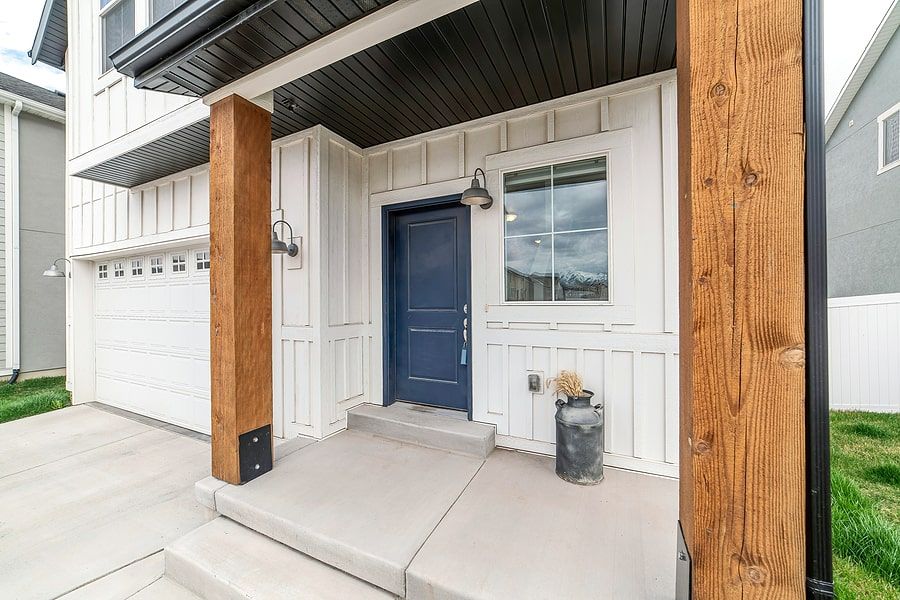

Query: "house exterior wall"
<box><xmin>66</xmin><ymin>66</ymin><xmax>677</xmax><ymax>474</ymax></box>
<box><xmin>826</xmin><ymin>28</ymin><xmax>900</xmax><ymax>298</ymax></box>
<box><xmin>366</xmin><ymin>74</ymin><xmax>679</xmax><ymax>476</ymax></box>
<box><xmin>67</xmin><ymin>0</ymin><xmax>194</xmax><ymax>158</ymax></box>
<box><xmin>19</xmin><ymin>113</ymin><xmax>66</xmax><ymax>373</ymax></box>
<box><xmin>0</xmin><ymin>109</ymin><xmax>6</xmax><ymax>372</ymax></box>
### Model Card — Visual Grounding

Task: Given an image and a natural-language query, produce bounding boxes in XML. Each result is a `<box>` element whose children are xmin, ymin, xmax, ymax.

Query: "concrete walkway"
<box><xmin>0</xmin><ymin>405</ymin><xmax>215</xmax><ymax>599</ymax></box>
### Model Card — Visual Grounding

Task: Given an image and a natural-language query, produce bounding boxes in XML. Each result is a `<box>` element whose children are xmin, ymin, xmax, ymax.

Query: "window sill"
<box><xmin>877</xmin><ymin>160</ymin><xmax>900</xmax><ymax>175</ymax></box>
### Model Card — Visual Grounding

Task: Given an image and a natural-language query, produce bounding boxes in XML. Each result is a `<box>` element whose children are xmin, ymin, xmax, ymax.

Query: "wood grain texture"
<box><xmin>677</xmin><ymin>1</ymin><xmax>806</xmax><ymax>597</ymax></box>
<box><xmin>209</xmin><ymin>95</ymin><xmax>273</xmax><ymax>484</ymax></box>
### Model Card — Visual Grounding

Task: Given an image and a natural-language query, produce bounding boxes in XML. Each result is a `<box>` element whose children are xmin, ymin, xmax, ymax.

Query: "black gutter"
<box><xmin>131</xmin><ymin>0</ymin><xmax>280</xmax><ymax>92</ymax></box>
<box><xmin>110</xmin><ymin>0</ymin><xmax>256</xmax><ymax>79</ymax></box>
<box><xmin>803</xmin><ymin>0</ymin><xmax>833</xmax><ymax>598</ymax></box>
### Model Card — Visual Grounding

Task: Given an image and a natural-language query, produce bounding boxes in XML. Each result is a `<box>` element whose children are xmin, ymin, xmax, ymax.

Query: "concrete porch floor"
<box><xmin>204</xmin><ymin>428</ymin><xmax>679</xmax><ymax>599</ymax></box>
<box><xmin>0</xmin><ymin>405</ymin><xmax>215</xmax><ymax>599</ymax></box>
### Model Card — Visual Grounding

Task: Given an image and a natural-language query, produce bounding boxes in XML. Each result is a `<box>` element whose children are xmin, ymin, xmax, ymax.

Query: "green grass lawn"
<box><xmin>0</xmin><ymin>376</ymin><xmax>70</xmax><ymax>425</ymax></box>
<box><xmin>831</xmin><ymin>411</ymin><xmax>900</xmax><ymax>599</ymax></box>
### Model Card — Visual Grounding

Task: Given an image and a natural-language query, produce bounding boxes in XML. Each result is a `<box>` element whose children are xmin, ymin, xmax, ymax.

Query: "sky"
<box><xmin>0</xmin><ymin>0</ymin><xmax>895</xmax><ymax>108</ymax></box>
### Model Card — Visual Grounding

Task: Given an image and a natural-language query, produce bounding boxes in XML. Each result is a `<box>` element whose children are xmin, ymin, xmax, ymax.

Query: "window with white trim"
<box><xmin>171</xmin><ymin>253</ymin><xmax>187</xmax><ymax>273</ymax></box>
<box><xmin>195</xmin><ymin>250</ymin><xmax>210</xmax><ymax>271</ymax></box>
<box><xmin>113</xmin><ymin>261</ymin><xmax>125</xmax><ymax>278</ymax></box>
<box><xmin>879</xmin><ymin>103</ymin><xmax>900</xmax><ymax>172</ymax></box>
<box><xmin>503</xmin><ymin>156</ymin><xmax>609</xmax><ymax>302</ymax></box>
<box><xmin>150</xmin><ymin>256</ymin><xmax>164</xmax><ymax>275</ymax></box>
<box><xmin>131</xmin><ymin>258</ymin><xmax>143</xmax><ymax>276</ymax></box>
<box><xmin>97</xmin><ymin>264</ymin><xmax>109</xmax><ymax>280</ymax></box>
<box><xmin>100</xmin><ymin>0</ymin><xmax>136</xmax><ymax>73</ymax></box>
<box><xmin>150</xmin><ymin>0</ymin><xmax>188</xmax><ymax>24</ymax></box>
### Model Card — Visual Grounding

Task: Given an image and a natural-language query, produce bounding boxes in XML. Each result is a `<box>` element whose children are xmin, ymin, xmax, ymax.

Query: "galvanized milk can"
<box><xmin>555</xmin><ymin>391</ymin><xmax>604</xmax><ymax>484</ymax></box>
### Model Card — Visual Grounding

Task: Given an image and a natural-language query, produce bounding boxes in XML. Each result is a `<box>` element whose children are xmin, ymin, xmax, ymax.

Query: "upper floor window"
<box><xmin>879</xmin><ymin>103</ymin><xmax>900</xmax><ymax>173</ymax></box>
<box><xmin>101</xmin><ymin>0</ymin><xmax>136</xmax><ymax>74</ymax></box>
<box><xmin>503</xmin><ymin>156</ymin><xmax>609</xmax><ymax>303</ymax></box>
<box><xmin>150</xmin><ymin>0</ymin><xmax>188</xmax><ymax>24</ymax></box>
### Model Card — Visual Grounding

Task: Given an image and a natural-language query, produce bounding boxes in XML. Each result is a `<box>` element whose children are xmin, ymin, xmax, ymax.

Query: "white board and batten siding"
<box><xmin>829</xmin><ymin>294</ymin><xmax>900</xmax><ymax>413</ymax></box>
<box><xmin>367</xmin><ymin>73</ymin><xmax>680</xmax><ymax>477</ymax></box>
<box><xmin>67</xmin><ymin>0</ymin><xmax>195</xmax><ymax>158</ymax></box>
<box><xmin>69</xmin><ymin>69</ymin><xmax>680</xmax><ymax>477</ymax></box>
<box><xmin>271</xmin><ymin>128</ymin><xmax>371</xmax><ymax>440</ymax></box>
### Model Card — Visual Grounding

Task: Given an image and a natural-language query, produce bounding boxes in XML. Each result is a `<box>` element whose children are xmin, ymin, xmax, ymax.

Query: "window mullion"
<box><xmin>550</xmin><ymin>164</ymin><xmax>556</xmax><ymax>302</ymax></box>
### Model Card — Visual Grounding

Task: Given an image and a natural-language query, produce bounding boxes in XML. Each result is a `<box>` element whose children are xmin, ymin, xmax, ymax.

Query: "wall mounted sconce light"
<box><xmin>272</xmin><ymin>219</ymin><xmax>300</xmax><ymax>257</ymax></box>
<box><xmin>460</xmin><ymin>168</ymin><xmax>493</xmax><ymax>209</ymax></box>
<box><xmin>43</xmin><ymin>257</ymin><xmax>71</xmax><ymax>278</ymax></box>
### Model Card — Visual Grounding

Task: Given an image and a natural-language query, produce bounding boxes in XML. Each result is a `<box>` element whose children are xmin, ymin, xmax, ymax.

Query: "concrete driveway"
<box><xmin>0</xmin><ymin>404</ymin><xmax>214</xmax><ymax>600</ymax></box>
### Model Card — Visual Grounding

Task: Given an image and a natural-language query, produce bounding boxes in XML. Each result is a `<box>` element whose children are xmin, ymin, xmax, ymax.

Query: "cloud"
<box><xmin>0</xmin><ymin>0</ymin><xmax>66</xmax><ymax>93</ymax></box>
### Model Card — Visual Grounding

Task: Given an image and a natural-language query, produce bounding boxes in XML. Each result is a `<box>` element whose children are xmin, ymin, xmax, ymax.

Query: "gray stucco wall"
<box><xmin>18</xmin><ymin>112</ymin><xmax>65</xmax><ymax>373</ymax></box>
<box><xmin>826</xmin><ymin>28</ymin><xmax>900</xmax><ymax>298</ymax></box>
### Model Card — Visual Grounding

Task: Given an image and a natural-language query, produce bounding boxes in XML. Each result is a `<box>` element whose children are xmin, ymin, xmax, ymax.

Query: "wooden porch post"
<box><xmin>209</xmin><ymin>94</ymin><xmax>273</xmax><ymax>484</ymax></box>
<box><xmin>677</xmin><ymin>1</ymin><xmax>806</xmax><ymax>597</ymax></box>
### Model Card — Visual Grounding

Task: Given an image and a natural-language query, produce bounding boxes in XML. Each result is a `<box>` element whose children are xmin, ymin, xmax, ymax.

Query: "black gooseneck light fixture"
<box><xmin>460</xmin><ymin>168</ymin><xmax>493</xmax><ymax>209</ymax></box>
<box><xmin>42</xmin><ymin>257</ymin><xmax>71</xmax><ymax>278</ymax></box>
<box><xmin>271</xmin><ymin>219</ymin><xmax>299</xmax><ymax>258</ymax></box>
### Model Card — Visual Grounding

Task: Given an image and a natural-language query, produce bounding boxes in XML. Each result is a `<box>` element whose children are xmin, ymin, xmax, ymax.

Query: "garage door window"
<box><xmin>195</xmin><ymin>250</ymin><xmax>210</xmax><ymax>271</ymax></box>
<box><xmin>131</xmin><ymin>258</ymin><xmax>143</xmax><ymax>277</ymax></box>
<box><xmin>97</xmin><ymin>264</ymin><xmax>108</xmax><ymax>280</ymax></box>
<box><xmin>113</xmin><ymin>262</ymin><xmax>125</xmax><ymax>278</ymax></box>
<box><xmin>171</xmin><ymin>253</ymin><xmax>187</xmax><ymax>274</ymax></box>
<box><xmin>150</xmin><ymin>256</ymin><xmax>164</xmax><ymax>276</ymax></box>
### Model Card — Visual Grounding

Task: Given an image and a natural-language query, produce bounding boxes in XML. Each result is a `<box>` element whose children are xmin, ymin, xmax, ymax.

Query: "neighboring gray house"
<box><xmin>0</xmin><ymin>73</ymin><xmax>66</xmax><ymax>380</ymax></box>
<box><xmin>825</xmin><ymin>1</ymin><xmax>900</xmax><ymax>298</ymax></box>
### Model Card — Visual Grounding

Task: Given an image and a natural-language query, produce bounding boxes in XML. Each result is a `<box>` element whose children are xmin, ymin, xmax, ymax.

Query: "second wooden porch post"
<box><xmin>677</xmin><ymin>0</ymin><xmax>807</xmax><ymax>597</ymax></box>
<box><xmin>209</xmin><ymin>94</ymin><xmax>273</xmax><ymax>484</ymax></box>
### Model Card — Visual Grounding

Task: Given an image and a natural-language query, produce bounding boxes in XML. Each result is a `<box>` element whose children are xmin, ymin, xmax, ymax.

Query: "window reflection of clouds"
<box><xmin>504</xmin><ymin>166</ymin><xmax>551</xmax><ymax>236</ymax></box>
<box><xmin>503</xmin><ymin>156</ymin><xmax>609</xmax><ymax>302</ymax></box>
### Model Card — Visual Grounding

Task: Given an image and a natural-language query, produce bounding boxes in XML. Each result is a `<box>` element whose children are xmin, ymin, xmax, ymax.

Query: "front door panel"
<box><xmin>388</xmin><ymin>202</ymin><xmax>471</xmax><ymax>411</ymax></box>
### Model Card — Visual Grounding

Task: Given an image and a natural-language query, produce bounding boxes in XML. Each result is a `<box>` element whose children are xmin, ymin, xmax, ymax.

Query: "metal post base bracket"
<box><xmin>676</xmin><ymin>520</ymin><xmax>691</xmax><ymax>600</ymax></box>
<box><xmin>238</xmin><ymin>424</ymin><xmax>273</xmax><ymax>483</ymax></box>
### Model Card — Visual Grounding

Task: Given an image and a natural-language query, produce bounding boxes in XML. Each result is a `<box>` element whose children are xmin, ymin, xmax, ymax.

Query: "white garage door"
<box><xmin>94</xmin><ymin>247</ymin><xmax>211</xmax><ymax>433</ymax></box>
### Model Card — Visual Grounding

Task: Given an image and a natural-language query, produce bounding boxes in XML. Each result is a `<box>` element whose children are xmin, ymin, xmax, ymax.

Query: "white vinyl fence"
<box><xmin>829</xmin><ymin>293</ymin><xmax>900</xmax><ymax>413</ymax></box>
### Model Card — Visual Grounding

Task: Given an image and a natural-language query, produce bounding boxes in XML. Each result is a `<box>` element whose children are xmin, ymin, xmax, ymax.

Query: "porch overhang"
<box><xmin>81</xmin><ymin>0</ymin><xmax>676</xmax><ymax>188</ymax></box>
<box><xmin>29</xmin><ymin>0</ymin><xmax>67</xmax><ymax>70</ymax></box>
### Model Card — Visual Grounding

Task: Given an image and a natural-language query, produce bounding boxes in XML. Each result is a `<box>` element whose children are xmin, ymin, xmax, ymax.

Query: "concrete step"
<box><xmin>347</xmin><ymin>402</ymin><xmax>495</xmax><ymax>458</ymax></box>
<box><xmin>214</xmin><ymin>430</ymin><xmax>483</xmax><ymax>596</ymax></box>
<box><xmin>130</xmin><ymin>577</ymin><xmax>202</xmax><ymax>600</ymax></box>
<box><xmin>165</xmin><ymin>517</ymin><xmax>395</xmax><ymax>599</ymax></box>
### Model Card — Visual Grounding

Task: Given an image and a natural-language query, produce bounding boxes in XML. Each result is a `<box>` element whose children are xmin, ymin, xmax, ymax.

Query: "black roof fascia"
<box><xmin>111</xmin><ymin>0</ymin><xmax>257</xmax><ymax>80</ymax></box>
<box><xmin>29</xmin><ymin>0</ymin><xmax>68</xmax><ymax>70</ymax></box>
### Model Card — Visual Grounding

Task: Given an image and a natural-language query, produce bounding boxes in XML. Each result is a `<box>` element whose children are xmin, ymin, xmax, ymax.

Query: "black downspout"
<box><xmin>803</xmin><ymin>0</ymin><xmax>834</xmax><ymax>598</ymax></box>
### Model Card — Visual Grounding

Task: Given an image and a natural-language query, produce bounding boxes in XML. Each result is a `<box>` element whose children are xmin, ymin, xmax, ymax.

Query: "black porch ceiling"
<box><xmin>269</xmin><ymin>0</ymin><xmax>676</xmax><ymax>147</ymax></box>
<box><xmin>83</xmin><ymin>0</ymin><xmax>675</xmax><ymax>188</ymax></box>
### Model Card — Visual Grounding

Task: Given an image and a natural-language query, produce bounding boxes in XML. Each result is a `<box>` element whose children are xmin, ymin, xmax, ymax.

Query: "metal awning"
<box><xmin>30</xmin><ymin>0</ymin><xmax>68</xmax><ymax>70</ymax></box>
<box><xmin>112</xmin><ymin>0</ymin><xmax>398</xmax><ymax>96</ymax></box>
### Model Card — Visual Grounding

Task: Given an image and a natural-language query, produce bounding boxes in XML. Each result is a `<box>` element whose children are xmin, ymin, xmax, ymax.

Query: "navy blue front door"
<box><xmin>386</xmin><ymin>201</ymin><xmax>471</xmax><ymax>411</ymax></box>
